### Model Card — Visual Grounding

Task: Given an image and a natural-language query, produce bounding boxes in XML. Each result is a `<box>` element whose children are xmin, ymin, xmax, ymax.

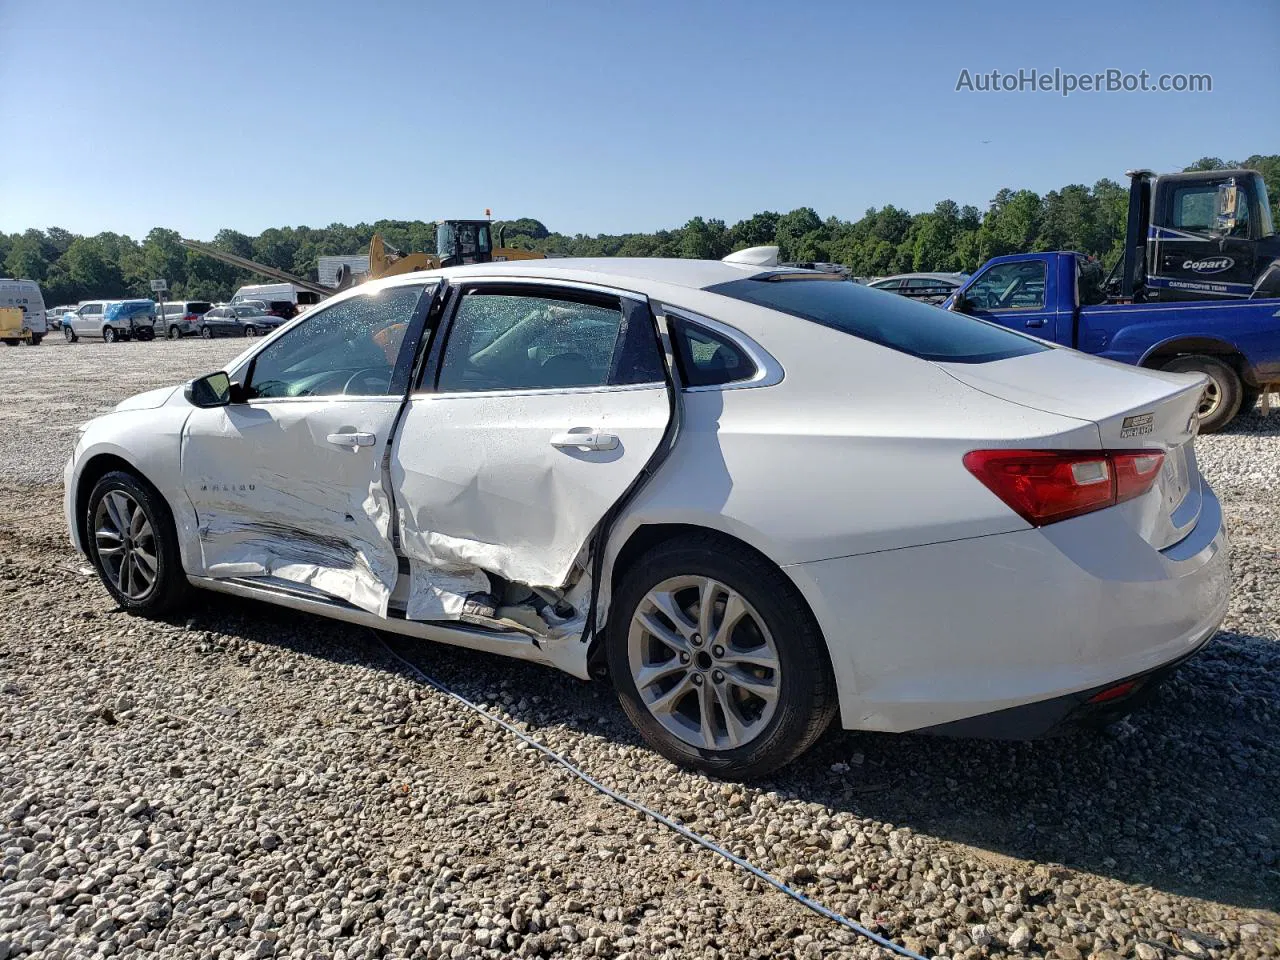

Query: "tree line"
<box><xmin>5</xmin><ymin>155</ymin><xmax>1276</xmax><ymax>305</ymax></box>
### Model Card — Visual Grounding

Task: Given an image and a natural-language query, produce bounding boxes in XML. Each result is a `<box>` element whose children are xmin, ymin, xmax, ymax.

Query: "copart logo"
<box><xmin>1181</xmin><ymin>257</ymin><xmax>1234</xmax><ymax>274</ymax></box>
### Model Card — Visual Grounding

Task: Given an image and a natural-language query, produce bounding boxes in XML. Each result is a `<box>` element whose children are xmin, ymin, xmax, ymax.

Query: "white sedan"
<box><xmin>64</xmin><ymin>254</ymin><xmax>1230</xmax><ymax>778</ymax></box>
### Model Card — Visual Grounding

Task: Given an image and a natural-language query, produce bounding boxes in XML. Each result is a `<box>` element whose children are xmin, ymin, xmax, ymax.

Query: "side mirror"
<box><xmin>185</xmin><ymin>371</ymin><xmax>232</xmax><ymax>408</ymax></box>
<box><xmin>1212</xmin><ymin>180</ymin><xmax>1239</xmax><ymax>236</ymax></box>
<box><xmin>948</xmin><ymin>292</ymin><xmax>969</xmax><ymax>313</ymax></box>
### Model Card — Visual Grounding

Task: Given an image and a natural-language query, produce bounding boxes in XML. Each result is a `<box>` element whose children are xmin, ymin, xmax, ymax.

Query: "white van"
<box><xmin>230</xmin><ymin>283</ymin><xmax>322</xmax><ymax>307</ymax></box>
<box><xmin>0</xmin><ymin>279</ymin><xmax>48</xmax><ymax>345</ymax></box>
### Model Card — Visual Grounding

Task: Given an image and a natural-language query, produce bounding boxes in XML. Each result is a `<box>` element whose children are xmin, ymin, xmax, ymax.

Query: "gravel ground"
<box><xmin>2</xmin><ymin>340</ymin><xmax>1278</xmax><ymax>959</ymax></box>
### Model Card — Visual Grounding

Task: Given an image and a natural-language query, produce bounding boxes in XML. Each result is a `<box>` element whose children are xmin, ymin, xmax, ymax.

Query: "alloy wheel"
<box><xmin>93</xmin><ymin>490</ymin><xmax>159</xmax><ymax>600</ymax></box>
<box><xmin>627</xmin><ymin>576</ymin><xmax>781</xmax><ymax>751</ymax></box>
<box><xmin>1197</xmin><ymin>380</ymin><xmax>1221</xmax><ymax>419</ymax></box>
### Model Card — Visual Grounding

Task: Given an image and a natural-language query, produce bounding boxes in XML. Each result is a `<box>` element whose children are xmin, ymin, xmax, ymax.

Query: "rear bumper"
<box><xmin>914</xmin><ymin>629</ymin><xmax>1213</xmax><ymax>738</ymax></box>
<box><xmin>786</xmin><ymin>484</ymin><xmax>1230</xmax><ymax>735</ymax></box>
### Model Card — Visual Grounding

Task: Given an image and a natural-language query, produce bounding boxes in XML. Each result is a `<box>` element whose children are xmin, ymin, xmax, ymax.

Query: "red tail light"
<box><xmin>963</xmin><ymin>449</ymin><xmax>1165</xmax><ymax>526</ymax></box>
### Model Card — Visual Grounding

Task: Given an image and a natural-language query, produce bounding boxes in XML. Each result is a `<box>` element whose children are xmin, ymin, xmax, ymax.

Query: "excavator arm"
<box><xmin>179</xmin><ymin>238</ymin><xmax>333</xmax><ymax>298</ymax></box>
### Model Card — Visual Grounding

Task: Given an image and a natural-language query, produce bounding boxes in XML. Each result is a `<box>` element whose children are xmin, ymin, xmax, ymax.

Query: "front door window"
<box><xmin>245</xmin><ymin>284</ymin><xmax>425</xmax><ymax>398</ymax></box>
<box><xmin>964</xmin><ymin>261</ymin><xmax>1046</xmax><ymax>310</ymax></box>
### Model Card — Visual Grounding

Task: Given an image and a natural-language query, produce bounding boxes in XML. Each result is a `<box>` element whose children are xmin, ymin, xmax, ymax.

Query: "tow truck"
<box><xmin>1112</xmin><ymin>167</ymin><xmax>1280</xmax><ymax>303</ymax></box>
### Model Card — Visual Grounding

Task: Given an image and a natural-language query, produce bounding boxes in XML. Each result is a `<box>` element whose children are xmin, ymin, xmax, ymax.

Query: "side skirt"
<box><xmin>186</xmin><ymin>575</ymin><xmax>591</xmax><ymax>679</ymax></box>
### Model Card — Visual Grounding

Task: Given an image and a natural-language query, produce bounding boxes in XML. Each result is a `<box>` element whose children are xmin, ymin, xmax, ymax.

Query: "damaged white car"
<box><xmin>66</xmin><ymin>255</ymin><xmax>1230</xmax><ymax>778</ymax></box>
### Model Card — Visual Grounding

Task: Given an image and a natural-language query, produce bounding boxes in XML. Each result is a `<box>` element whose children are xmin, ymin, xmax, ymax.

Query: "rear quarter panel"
<box><xmin>1079</xmin><ymin>297</ymin><xmax>1280</xmax><ymax>378</ymax></box>
<box><xmin>610</xmin><ymin>295</ymin><xmax>1100</xmax><ymax>568</ymax></box>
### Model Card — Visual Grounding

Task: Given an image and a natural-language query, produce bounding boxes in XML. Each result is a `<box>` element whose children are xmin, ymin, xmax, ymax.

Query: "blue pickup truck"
<box><xmin>945</xmin><ymin>251</ymin><xmax>1280</xmax><ymax>431</ymax></box>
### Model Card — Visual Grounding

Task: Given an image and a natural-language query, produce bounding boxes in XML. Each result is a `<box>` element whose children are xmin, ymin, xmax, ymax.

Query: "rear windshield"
<box><xmin>185</xmin><ymin>301</ymin><xmax>212</xmax><ymax>314</ymax></box>
<box><xmin>707</xmin><ymin>276</ymin><xmax>1048</xmax><ymax>364</ymax></box>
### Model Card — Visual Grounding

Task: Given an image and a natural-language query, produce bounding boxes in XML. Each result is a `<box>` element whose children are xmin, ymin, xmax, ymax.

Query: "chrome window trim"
<box><xmin>656</xmin><ymin>303</ymin><xmax>784</xmax><ymax>392</ymax></box>
<box><xmin>413</xmin><ymin>382</ymin><xmax>667</xmax><ymax>402</ymax></box>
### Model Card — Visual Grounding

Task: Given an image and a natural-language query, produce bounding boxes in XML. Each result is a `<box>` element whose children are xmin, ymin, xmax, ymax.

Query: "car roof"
<box><xmin>426</xmin><ymin>257</ymin><xmax>801</xmax><ymax>293</ymax></box>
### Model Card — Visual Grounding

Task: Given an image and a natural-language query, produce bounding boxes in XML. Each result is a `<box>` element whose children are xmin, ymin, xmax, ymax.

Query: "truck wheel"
<box><xmin>30</xmin><ymin>334</ymin><xmax>43</xmax><ymax>346</ymax></box>
<box><xmin>64</xmin><ymin>326</ymin><xmax>77</xmax><ymax>343</ymax></box>
<box><xmin>103</xmin><ymin>327</ymin><xmax>117</xmax><ymax>343</ymax></box>
<box><xmin>1162</xmin><ymin>355</ymin><xmax>1242</xmax><ymax>433</ymax></box>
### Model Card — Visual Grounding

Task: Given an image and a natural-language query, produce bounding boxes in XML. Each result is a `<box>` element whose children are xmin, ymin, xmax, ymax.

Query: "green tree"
<box><xmin>4</xmin><ymin>230</ymin><xmax>49</xmax><ymax>282</ymax></box>
<box><xmin>774</xmin><ymin>207</ymin><xmax>823</xmax><ymax>261</ymax></box>
<box><xmin>728</xmin><ymin>212</ymin><xmax>780</xmax><ymax>249</ymax></box>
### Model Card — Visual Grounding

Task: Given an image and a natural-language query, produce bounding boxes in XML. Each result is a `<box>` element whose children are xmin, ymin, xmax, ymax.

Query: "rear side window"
<box><xmin>707</xmin><ymin>276</ymin><xmax>1047</xmax><ymax>364</ymax></box>
<box><xmin>439</xmin><ymin>292</ymin><xmax>621</xmax><ymax>392</ymax></box>
<box><xmin>674</xmin><ymin>320</ymin><xmax>757</xmax><ymax>387</ymax></box>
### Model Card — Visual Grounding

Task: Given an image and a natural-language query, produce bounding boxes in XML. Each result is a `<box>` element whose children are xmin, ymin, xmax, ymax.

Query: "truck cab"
<box><xmin>1119</xmin><ymin>169</ymin><xmax>1280</xmax><ymax>303</ymax></box>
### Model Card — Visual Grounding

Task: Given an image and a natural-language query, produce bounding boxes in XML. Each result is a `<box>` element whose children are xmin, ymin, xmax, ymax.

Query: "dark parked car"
<box><xmin>197</xmin><ymin>306</ymin><xmax>244</xmax><ymax>338</ymax></box>
<box><xmin>231</xmin><ymin>305</ymin><xmax>286</xmax><ymax>337</ymax></box>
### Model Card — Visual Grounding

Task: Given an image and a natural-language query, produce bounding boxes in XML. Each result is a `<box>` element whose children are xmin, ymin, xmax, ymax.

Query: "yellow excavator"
<box><xmin>180</xmin><ymin>217</ymin><xmax>545</xmax><ymax>301</ymax></box>
<box><xmin>356</xmin><ymin>219</ymin><xmax>545</xmax><ymax>287</ymax></box>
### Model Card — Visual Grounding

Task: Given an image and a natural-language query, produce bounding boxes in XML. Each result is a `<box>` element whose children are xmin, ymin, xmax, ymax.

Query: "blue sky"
<box><xmin>1</xmin><ymin>0</ymin><xmax>1276</xmax><ymax>240</ymax></box>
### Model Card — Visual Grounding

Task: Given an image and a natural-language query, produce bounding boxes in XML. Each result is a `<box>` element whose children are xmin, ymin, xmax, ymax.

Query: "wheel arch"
<box><xmin>594</xmin><ymin>521</ymin><xmax>836</xmax><ymax>682</ymax></box>
<box><xmin>1139</xmin><ymin>336</ymin><xmax>1253</xmax><ymax>384</ymax></box>
<box><xmin>72</xmin><ymin>452</ymin><xmax>147</xmax><ymax>554</ymax></box>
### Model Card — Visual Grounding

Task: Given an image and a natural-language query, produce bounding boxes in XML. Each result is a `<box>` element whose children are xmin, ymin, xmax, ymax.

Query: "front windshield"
<box><xmin>436</xmin><ymin>222</ymin><xmax>456</xmax><ymax>258</ymax></box>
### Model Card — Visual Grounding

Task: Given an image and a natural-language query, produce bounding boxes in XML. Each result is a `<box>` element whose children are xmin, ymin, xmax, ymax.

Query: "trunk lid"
<box><xmin>938</xmin><ymin>349</ymin><xmax>1206</xmax><ymax>550</ymax></box>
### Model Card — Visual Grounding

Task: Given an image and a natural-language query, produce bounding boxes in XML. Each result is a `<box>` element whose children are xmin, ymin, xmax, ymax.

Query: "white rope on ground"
<box><xmin>372</xmin><ymin>630</ymin><xmax>929</xmax><ymax>960</ymax></box>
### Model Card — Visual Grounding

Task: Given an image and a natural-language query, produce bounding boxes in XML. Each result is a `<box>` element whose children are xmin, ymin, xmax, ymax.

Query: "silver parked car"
<box><xmin>867</xmin><ymin>273</ymin><xmax>968</xmax><ymax>304</ymax></box>
<box><xmin>63</xmin><ymin>300</ymin><xmax>157</xmax><ymax>342</ymax></box>
<box><xmin>157</xmin><ymin>301</ymin><xmax>213</xmax><ymax>339</ymax></box>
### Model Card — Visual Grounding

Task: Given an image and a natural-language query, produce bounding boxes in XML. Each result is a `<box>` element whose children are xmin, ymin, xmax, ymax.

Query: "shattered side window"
<box><xmin>246</xmin><ymin>285</ymin><xmax>425</xmax><ymax>399</ymax></box>
<box><xmin>437</xmin><ymin>291</ymin><xmax>627</xmax><ymax>392</ymax></box>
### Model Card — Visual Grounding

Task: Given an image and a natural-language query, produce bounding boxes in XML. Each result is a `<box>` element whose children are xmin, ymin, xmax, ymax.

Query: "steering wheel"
<box><xmin>342</xmin><ymin>367</ymin><xmax>391</xmax><ymax>396</ymax></box>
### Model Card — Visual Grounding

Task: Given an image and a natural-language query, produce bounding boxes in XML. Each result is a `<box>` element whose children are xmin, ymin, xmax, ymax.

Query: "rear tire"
<box><xmin>607</xmin><ymin>533</ymin><xmax>837</xmax><ymax>780</ymax></box>
<box><xmin>1161</xmin><ymin>355</ymin><xmax>1242</xmax><ymax>433</ymax></box>
<box><xmin>30</xmin><ymin>334</ymin><xmax>43</xmax><ymax>345</ymax></box>
<box><xmin>168</xmin><ymin>325</ymin><xmax>180</xmax><ymax>340</ymax></box>
<box><xmin>85</xmin><ymin>470</ymin><xmax>190</xmax><ymax>615</ymax></box>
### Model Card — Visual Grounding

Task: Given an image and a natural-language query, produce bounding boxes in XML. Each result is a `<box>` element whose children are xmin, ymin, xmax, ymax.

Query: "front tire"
<box><xmin>64</xmin><ymin>326</ymin><xmax>77</xmax><ymax>342</ymax></box>
<box><xmin>243</xmin><ymin>325</ymin><xmax>257</xmax><ymax>338</ymax></box>
<box><xmin>85</xmin><ymin>471</ymin><xmax>189</xmax><ymax>615</ymax></box>
<box><xmin>607</xmin><ymin>533</ymin><xmax>837</xmax><ymax>779</ymax></box>
<box><xmin>200</xmin><ymin>326</ymin><xmax>213</xmax><ymax>339</ymax></box>
<box><xmin>168</xmin><ymin>325</ymin><xmax>181</xmax><ymax>340</ymax></box>
<box><xmin>1161</xmin><ymin>355</ymin><xmax>1242</xmax><ymax>433</ymax></box>
<box><xmin>103</xmin><ymin>326</ymin><xmax>117</xmax><ymax>343</ymax></box>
